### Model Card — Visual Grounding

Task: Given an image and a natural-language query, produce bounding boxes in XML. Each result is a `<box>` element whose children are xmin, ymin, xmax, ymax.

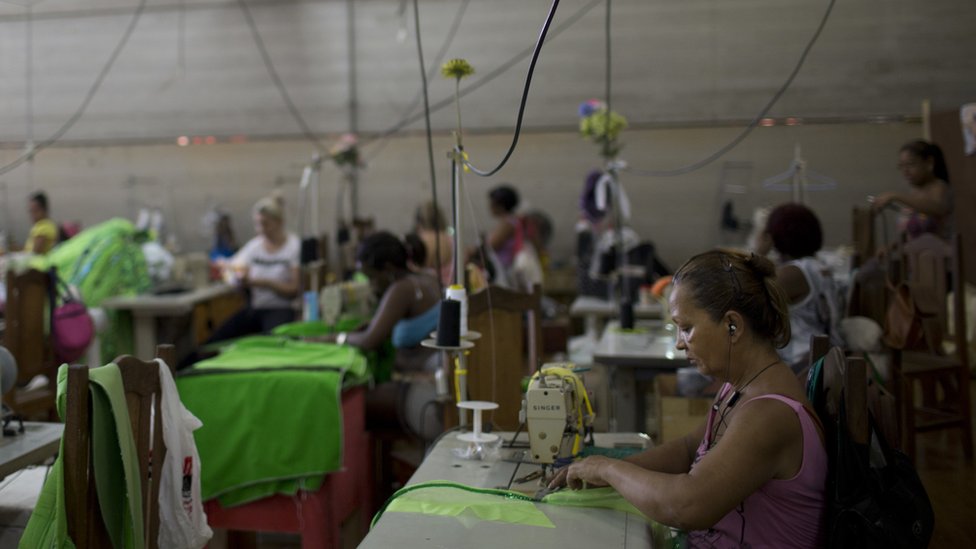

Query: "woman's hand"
<box><xmin>870</xmin><ymin>192</ymin><xmax>898</xmax><ymax>212</ymax></box>
<box><xmin>560</xmin><ymin>456</ymin><xmax>613</xmax><ymax>490</ymax></box>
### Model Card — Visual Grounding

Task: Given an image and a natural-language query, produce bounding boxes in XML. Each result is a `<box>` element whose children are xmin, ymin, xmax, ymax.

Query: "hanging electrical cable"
<box><xmin>236</xmin><ymin>0</ymin><xmax>328</xmax><ymax>155</ymax></box>
<box><xmin>411</xmin><ymin>0</ymin><xmax>444</xmax><ymax>294</ymax></box>
<box><xmin>456</xmin><ymin>0</ymin><xmax>561</xmax><ymax>177</ymax></box>
<box><xmin>362</xmin><ymin>0</ymin><xmax>602</xmax><ymax>153</ymax></box>
<box><xmin>624</xmin><ymin>0</ymin><xmax>838</xmax><ymax>177</ymax></box>
<box><xmin>0</xmin><ymin>0</ymin><xmax>149</xmax><ymax>177</ymax></box>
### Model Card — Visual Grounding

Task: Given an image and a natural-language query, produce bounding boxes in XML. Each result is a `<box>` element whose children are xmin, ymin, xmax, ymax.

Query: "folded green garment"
<box><xmin>21</xmin><ymin>363</ymin><xmax>145</xmax><ymax>549</ymax></box>
<box><xmin>177</xmin><ymin>338</ymin><xmax>368</xmax><ymax>506</ymax></box>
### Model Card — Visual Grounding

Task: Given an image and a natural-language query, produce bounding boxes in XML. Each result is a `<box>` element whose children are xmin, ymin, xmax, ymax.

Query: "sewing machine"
<box><xmin>318</xmin><ymin>278</ymin><xmax>375</xmax><ymax>326</ymax></box>
<box><xmin>521</xmin><ymin>364</ymin><xmax>594</xmax><ymax>464</ymax></box>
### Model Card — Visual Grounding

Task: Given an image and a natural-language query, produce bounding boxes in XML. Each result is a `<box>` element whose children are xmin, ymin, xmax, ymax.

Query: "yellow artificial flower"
<box><xmin>441</xmin><ymin>58</ymin><xmax>474</xmax><ymax>80</ymax></box>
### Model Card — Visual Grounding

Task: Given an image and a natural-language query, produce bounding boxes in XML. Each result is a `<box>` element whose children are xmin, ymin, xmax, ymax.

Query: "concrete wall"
<box><xmin>0</xmin><ymin>121</ymin><xmax>920</xmax><ymax>269</ymax></box>
<box><xmin>0</xmin><ymin>0</ymin><xmax>968</xmax><ymax>268</ymax></box>
<box><xmin>0</xmin><ymin>0</ymin><xmax>973</xmax><ymax>141</ymax></box>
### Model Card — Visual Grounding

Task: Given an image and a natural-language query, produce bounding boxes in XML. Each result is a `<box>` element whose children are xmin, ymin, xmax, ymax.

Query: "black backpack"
<box><xmin>806</xmin><ymin>349</ymin><xmax>934</xmax><ymax>548</ymax></box>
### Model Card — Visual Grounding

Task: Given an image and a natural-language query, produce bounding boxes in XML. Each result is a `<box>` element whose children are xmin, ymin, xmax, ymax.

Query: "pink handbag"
<box><xmin>49</xmin><ymin>270</ymin><xmax>95</xmax><ymax>363</ymax></box>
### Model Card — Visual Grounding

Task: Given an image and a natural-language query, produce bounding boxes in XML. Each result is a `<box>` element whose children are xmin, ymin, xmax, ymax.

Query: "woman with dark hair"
<box><xmin>25</xmin><ymin>191</ymin><xmax>58</xmax><ymax>254</ymax></box>
<box><xmin>320</xmin><ymin>231</ymin><xmax>442</xmax><ymax>439</ymax></box>
<box><xmin>550</xmin><ymin>250</ymin><xmax>827</xmax><ymax>548</ymax></box>
<box><xmin>486</xmin><ymin>184</ymin><xmax>522</xmax><ymax>269</ymax></box>
<box><xmin>872</xmin><ymin>139</ymin><xmax>952</xmax><ymax>240</ymax></box>
<box><xmin>757</xmin><ymin>203</ymin><xmax>843</xmax><ymax>369</ymax></box>
<box><xmin>323</xmin><ymin>231</ymin><xmax>440</xmax><ymax>352</ymax></box>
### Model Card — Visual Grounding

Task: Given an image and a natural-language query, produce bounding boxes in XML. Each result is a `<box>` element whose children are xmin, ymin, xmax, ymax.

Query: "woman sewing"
<box><xmin>209</xmin><ymin>193</ymin><xmax>300</xmax><ymax>341</ymax></box>
<box><xmin>550</xmin><ymin>250</ymin><xmax>827</xmax><ymax>547</ymax></box>
<box><xmin>319</xmin><ymin>231</ymin><xmax>443</xmax><ymax>439</ymax></box>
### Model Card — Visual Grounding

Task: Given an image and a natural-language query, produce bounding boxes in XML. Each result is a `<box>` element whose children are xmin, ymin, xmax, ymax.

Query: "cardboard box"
<box><xmin>655</xmin><ymin>374</ymin><xmax>712</xmax><ymax>443</ymax></box>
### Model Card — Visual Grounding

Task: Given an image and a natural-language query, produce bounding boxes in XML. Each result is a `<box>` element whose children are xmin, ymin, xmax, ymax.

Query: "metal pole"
<box><xmin>346</xmin><ymin>0</ymin><xmax>359</xmax><ymax>218</ymax></box>
<box><xmin>452</xmin><ymin>156</ymin><xmax>464</xmax><ymax>286</ymax></box>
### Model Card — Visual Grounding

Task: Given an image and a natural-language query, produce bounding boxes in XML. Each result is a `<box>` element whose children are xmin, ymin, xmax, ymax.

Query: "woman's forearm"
<box><xmin>622</xmin><ymin>435</ymin><xmax>696</xmax><ymax>474</ymax></box>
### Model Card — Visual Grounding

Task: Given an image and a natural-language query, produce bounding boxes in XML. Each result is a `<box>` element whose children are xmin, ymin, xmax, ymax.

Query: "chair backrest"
<box><xmin>64</xmin><ymin>344</ymin><xmax>174</xmax><ymax>549</ymax></box>
<box><xmin>901</xmin><ymin>233</ymin><xmax>967</xmax><ymax>363</ymax></box>
<box><xmin>2</xmin><ymin>268</ymin><xmax>53</xmax><ymax>385</ymax></box>
<box><xmin>851</xmin><ymin>206</ymin><xmax>876</xmax><ymax>268</ymax></box>
<box><xmin>459</xmin><ymin>284</ymin><xmax>542</xmax><ymax>430</ymax></box>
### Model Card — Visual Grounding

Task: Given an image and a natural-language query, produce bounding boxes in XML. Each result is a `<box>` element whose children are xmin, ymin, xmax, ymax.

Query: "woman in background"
<box><xmin>413</xmin><ymin>201</ymin><xmax>453</xmax><ymax>286</ymax></box>
<box><xmin>24</xmin><ymin>191</ymin><xmax>58</xmax><ymax>254</ymax></box>
<box><xmin>320</xmin><ymin>231</ymin><xmax>442</xmax><ymax>438</ymax></box>
<box><xmin>485</xmin><ymin>184</ymin><xmax>522</xmax><ymax>271</ymax></box>
<box><xmin>756</xmin><ymin>203</ymin><xmax>843</xmax><ymax>370</ymax></box>
<box><xmin>872</xmin><ymin>139</ymin><xmax>952</xmax><ymax>241</ymax></box>
<box><xmin>210</xmin><ymin>193</ymin><xmax>300</xmax><ymax>341</ymax></box>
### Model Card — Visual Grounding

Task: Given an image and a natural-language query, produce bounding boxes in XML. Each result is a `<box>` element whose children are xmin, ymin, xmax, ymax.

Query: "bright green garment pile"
<box><xmin>31</xmin><ymin>218</ymin><xmax>152</xmax><ymax>359</ymax></box>
<box><xmin>176</xmin><ymin>337</ymin><xmax>369</xmax><ymax>506</ymax></box>
<box><xmin>20</xmin><ymin>364</ymin><xmax>145</xmax><ymax>549</ymax></box>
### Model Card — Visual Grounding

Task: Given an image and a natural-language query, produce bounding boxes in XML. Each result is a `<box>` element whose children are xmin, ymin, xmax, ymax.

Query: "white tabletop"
<box><xmin>569</xmin><ymin>296</ymin><xmax>664</xmax><ymax>319</ymax></box>
<box><xmin>101</xmin><ymin>283</ymin><xmax>236</xmax><ymax>316</ymax></box>
<box><xmin>361</xmin><ymin>431</ymin><xmax>655</xmax><ymax>548</ymax></box>
<box><xmin>593</xmin><ymin>320</ymin><xmax>688</xmax><ymax>370</ymax></box>
<box><xmin>0</xmin><ymin>421</ymin><xmax>62</xmax><ymax>480</ymax></box>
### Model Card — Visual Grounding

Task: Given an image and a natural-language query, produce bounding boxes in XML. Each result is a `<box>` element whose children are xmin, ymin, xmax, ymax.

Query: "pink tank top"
<box><xmin>687</xmin><ymin>385</ymin><xmax>827</xmax><ymax>548</ymax></box>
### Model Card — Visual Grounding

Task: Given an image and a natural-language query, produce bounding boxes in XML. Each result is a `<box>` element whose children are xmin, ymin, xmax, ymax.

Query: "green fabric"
<box><xmin>373</xmin><ymin>480</ymin><xmax>684</xmax><ymax>547</ymax></box>
<box><xmin>177</xmin><ymin>338</ymin><xmax>368</xmax><ymax>506</ymax></box>
<box><xmin>377</xmin><ymin>481</ymin><xmax>554</xmax><ymax>529</ymax></box>
<box><xmin>193</xmin><ymin>336</ymin><xmax>368</xmax><ymax>382</ymax></box>
<box><xmin>271</xmin><ymin>314</ymin><xmax>366</xmax><ymax>338</ymax></box>
<box><xmin>31</xmin><ymin>218</ymin><xmax>150</xmax><ymax>359</ymax></box>
<box><xmin>540</xmin><ymin>486</ymin><xmax>644</xmax><ymax>518</ymax></box>
<box><xmin>21</xmin><ymin>364</ymin><xmax>145</xmax><ymax>549</ymax></box>
<box><xmin>19</xmin><ymin>443</ymin><xmax>71</xmax><ymax>548</ymax></box>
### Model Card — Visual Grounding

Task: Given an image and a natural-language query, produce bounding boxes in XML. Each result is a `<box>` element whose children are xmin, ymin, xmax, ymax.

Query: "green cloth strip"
<box><xmin>271</xmin><ymin>314</ymin><xmax>366</xmax><ymax>338</ymax></box>
<box><xmin>375</xmin><ymin>481</ymin><xmax>553</xmax><ymax>529</ymax></box>
<box><xmin>373</xmin><ymin>480</ymin><xmax>685</xmax><ymax>547</ymax></box>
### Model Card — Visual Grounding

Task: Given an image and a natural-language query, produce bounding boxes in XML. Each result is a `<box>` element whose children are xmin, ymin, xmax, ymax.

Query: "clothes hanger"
<box><xmin>761</xmin><ymin>143</ymin><xmax>837</xmax><ymax>204</ymax></box>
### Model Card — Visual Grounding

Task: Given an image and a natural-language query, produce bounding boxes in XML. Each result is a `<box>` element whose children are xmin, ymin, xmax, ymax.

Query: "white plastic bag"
<box><xmin>156</xmin><ymin>359</ymin><xmax>213</xmax><ymax>549</ymax></box>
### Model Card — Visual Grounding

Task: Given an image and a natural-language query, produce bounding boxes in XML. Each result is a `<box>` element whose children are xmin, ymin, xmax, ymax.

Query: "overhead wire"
<box><xmin>0</xmin><ymin>0</ymin><xmax>149</xmax><ymax>177</ymax></box>
<box><xmin>410</xmin><ymin>0</ymin><xmax>444</xmax><ymax>294</ymax></box>
<box><xmin>236</xmin><ymin>0</ymin><xmax>328</xmax><ymax>155</ymax></box>
<box><xmin>623</xmin><ymin>0</ymin><xmax>838</xmax><ymax>177</ymax></box>
<box><xmin>360</xmin><ymin>0</ymin><xmax>603</xmax><ymax>153</ymax></box>
<box><xmin>364</xmin><ymin>0</ymin><xmax>471</xmax><ymax>163</ymax></box>
<box><xmin>459</xmin><ymin>0</ymin><xmax>561</xmax><ymax>177</ymax></box>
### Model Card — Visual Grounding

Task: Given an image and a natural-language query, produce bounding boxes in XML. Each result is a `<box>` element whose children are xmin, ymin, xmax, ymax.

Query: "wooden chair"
<box><xmin>808</xmin><ymin>334</ymin><xmax>898</xmax><ymax>447</ymax></box>
<box><xmin>892</xmin><ymin>233</ymin><xmax>972</xmax><ymax>462</ymax></box>
<box><xmin>447</xmin><ymin>284</ymin><xmax>542</xmax><ymax>431</ymax></box>
<box><xmin>851</xmin><ymin>206</ymin><xmax>876</xmax><ymax>269</ymax></box>
<box><xmin>2</xmin><ymin>268</ymin><xmax>57</xmax><ymax>419</ymax></box>
<box><xmin>64</xmin><ymin>344</ymin><xmax>175</xmax><ymax>549</ymax></box>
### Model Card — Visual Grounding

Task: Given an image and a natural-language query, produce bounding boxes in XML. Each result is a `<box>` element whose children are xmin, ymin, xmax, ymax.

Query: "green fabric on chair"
<box><xmin>20</xmin><ymin>363</ymin><xmax>146</xmax><ymax>549</ymax></box>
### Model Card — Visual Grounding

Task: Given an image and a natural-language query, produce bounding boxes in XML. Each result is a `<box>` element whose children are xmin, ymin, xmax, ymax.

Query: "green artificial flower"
<box><xmin>441</xmin><ymin>58</ymin><xmax>475</xmax><ymax>80</ymax></box>
<box><xmin>579</xmin><ymin>108</ymin><xmax>628</xmax><ymax>160</ymax></box>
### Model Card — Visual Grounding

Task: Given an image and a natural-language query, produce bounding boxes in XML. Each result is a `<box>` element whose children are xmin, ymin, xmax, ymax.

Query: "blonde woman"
<box><xmin>210</xmin><ymin>193</ymin><xmax>300</xmax><ymax>341</ymax></box>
